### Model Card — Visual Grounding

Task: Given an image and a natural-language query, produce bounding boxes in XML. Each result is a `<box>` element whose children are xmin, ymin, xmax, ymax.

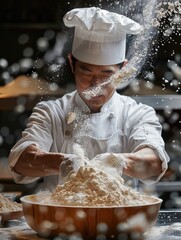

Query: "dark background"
<box><xmin>0</xmin><ymin>0</ymin><xmax>180</xmax><ymax>89</ymax></box>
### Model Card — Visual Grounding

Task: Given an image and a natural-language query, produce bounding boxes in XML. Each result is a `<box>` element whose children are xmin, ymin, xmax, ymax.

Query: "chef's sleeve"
<box><xmin>127</xmin><ymin>102</ymin><xmax>170</xmax><ymax>184</ymax></box>
<box><xmin>8</xmin><ymin>102</ymin><xmax>54</xmax><ymax>184</ymax></box>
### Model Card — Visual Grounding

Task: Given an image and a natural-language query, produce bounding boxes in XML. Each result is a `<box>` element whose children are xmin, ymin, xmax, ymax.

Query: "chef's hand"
<box><xmin>91</xmin><ymin>153</ymin><xmax>126</xmax><ymax>176</ymax></box>
<box><xmin>59</xmin><ymin>154</ymin><xmax>89</xmax><ymax>183</ymax></box>
<box><xmin>122</xmin><ymin>148</ymin><xmax>162</xmax><ymax>180</ymax></box>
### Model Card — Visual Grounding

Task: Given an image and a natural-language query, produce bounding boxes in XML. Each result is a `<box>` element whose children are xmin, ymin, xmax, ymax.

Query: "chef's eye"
<box><xmin>100</xmin><ymin>73</ymin><xmax>112</xmax><ymax>78</ymax></box>
<box><xmin>83</xmin><ymin>71</ymin><xmax>92</xmax><ymax>76</ymax></box>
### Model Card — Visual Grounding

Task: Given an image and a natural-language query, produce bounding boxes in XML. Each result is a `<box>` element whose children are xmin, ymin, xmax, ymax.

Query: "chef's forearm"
<box><xmin>122</xmin><ymin>147</ymin><xmax>162</xmax><ymax>180</ymax></box>
<box><xmin>13</xmin><ymin>144</ymin><xmax>64</xmax><ymax>177</ymax></box>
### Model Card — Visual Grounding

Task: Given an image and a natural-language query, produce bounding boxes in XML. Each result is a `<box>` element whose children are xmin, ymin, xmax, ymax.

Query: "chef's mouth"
<box><xmin>89</xmin><ymin>94</ymin><xmax>104</xmax><ymax>100</ymax></box>
<box><xmin>82</xmin><ymin>85</ymin><xmax>108</xmax><ymax>100</ymax></box>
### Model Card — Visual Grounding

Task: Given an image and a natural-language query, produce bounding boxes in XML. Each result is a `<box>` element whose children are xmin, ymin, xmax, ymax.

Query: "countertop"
<box><xmin>0</xmin><ymin>211</ymin><xmax>180</xmax><ymax>240</ymax></box>
<box><xmin>0</xmin><ymin>76</ymin><xmax>65</xmax><ymax>110</ymax></box>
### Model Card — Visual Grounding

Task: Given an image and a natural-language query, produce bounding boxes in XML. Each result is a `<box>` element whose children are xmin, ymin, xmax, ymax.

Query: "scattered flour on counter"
<box><xmin>146</xmin><ymin>223</ymin><xmax>181</xmax><ymax>240</ymax></box>
<box><xmin>49</xmin><ymin>165</ymin><xmax>148</xmax><ymax>207</ymax></box>
<box><xmin>0</xmin><ymin>194</ymin><xmax>22</xmax><ymax>212</ymax></box>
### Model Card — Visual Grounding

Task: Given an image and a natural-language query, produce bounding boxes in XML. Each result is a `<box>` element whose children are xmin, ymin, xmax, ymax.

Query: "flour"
<box><xmin>152</xmin><ymin>1</ymin><xmax>181</xmax><ymax>28</ymax></box>
<box><xmin>82</xmin><ymin>66</ymin><xmax>137</xmax><ymax>100</ymax></box>
<box><xmin>110</xmin><ymin>66</ymin><xmax>137</xmax><ymax>89</ymax></box>
<box><xmin>49</xmin><ymin>147</ymin><xmax>148</xmax><ymax>207</ymax></box>
<box><xmin>72</xmin><ymin>142</ymin><xmax>86</xmax><ymax>158</ymax></box>
<box><xmin>49</xmin><ymin>165</ymin><xmax>148</xmax><ymax>207</ymax></box>
<box><xmin>90</xmin><ymin>153</ymin><xmax>126</xmax><ymax>177</ymax></box>
<box><xmin>67</xmin><ymin>112</ymin><xmax>76</xmax><ymax>124</ymax></box>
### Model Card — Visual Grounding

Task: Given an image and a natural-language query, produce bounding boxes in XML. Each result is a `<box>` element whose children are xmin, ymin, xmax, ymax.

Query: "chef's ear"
<box><xmin>68</xmin><ymin>54</ymin><xmax>74</xmax><ymax>74</ymax></box>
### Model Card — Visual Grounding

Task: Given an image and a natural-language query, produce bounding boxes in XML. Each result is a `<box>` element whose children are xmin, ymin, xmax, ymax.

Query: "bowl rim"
<box><xmin>20</xmin><ymin>193</ymin><xmax>163</xmax><ymax>209</ymax></box>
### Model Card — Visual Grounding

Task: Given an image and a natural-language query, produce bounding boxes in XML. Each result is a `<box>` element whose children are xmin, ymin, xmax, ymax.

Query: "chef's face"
<box><xmin>68</xmin><ymin>55</ymin><xmax>120</xmax><ymax>113</ymax></box>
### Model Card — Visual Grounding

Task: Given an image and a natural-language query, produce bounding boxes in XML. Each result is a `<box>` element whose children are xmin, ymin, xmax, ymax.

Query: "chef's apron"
<box><xmin>60</xmin><ymin>105</ymin><xmax>138</xmax><ymax>187</ymax></box>
<box><xmin>40</xmin><ymin>102</ymin><xmax>137</xmax><ymax>192</ymax></box>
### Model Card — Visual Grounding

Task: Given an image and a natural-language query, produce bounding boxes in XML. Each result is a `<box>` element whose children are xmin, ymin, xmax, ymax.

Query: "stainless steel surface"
<box><xmin>145</xmin><ymin>211</ymin><xmax>181</xmax><ymax>240</ymax></box>
<box><xmin>132</xmin><ymin>95</ymin><xmax>181</xmax><ymax>109</ymax></box>
<box><xmin>155</xmin><ymin>181</ymin><xmax>181</xmax><ymax>192</ymax></box>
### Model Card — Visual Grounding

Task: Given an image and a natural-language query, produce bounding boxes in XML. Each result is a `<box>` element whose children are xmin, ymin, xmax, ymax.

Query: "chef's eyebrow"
<box><xmin>79</xmin><ymin>62</ymin><xmax>124</xmax><ymax>72</ymax></box>
<box><xmin>79</xmin><ymin>65</ymin><xmax>92</xmax><ymax>72</ymax></box>
<box><xmin>101</xmin><ymin>69</ymin><xmax>115</xmax><ymax>73</ymax></box>
<box><xmin>79</xmin><ymin>65</ymin><xmax>116</xmax><ymax>74</ymax></box>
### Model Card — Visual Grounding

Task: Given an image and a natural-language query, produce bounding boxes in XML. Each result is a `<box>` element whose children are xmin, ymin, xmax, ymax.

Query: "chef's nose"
<box><xmin>90</xmin><ymin>75</ymin><xmax>102</xmax><ymax>85</ymax></box>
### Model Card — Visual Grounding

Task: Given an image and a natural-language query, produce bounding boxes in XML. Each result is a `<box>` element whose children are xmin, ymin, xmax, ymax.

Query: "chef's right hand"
<box><xmin>59</xmin><ymin>154</ymin><xmax>88</xmax><ymax>183</ymax></box>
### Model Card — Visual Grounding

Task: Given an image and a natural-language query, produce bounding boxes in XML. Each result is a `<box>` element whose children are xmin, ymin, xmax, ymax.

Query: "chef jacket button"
<box><xmin>109</xmin><ymin>113</ymin><xmax>114</xmax><ymax>117</ymax></box>
<box><xmin>65</xmin><ymin>130</ymin><xmax>72</xmax><ymax>136</ymax></box>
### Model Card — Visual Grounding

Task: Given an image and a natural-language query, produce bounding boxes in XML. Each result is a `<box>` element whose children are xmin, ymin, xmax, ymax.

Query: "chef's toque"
<box><xmin>63</xmin><ymin>7</ymin><xmax>143</xmax><ymax>65</ymax></box>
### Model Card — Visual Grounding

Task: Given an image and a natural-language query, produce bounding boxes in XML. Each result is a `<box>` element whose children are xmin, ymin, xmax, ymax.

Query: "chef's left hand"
<box><xmin>91</xmin><ymin>153</ymin><xmax>126</xmax><ymax>175</ymax></box>
<box><xmin>122</xmin><ymin>147</ymin><xmax>162</xmax><ymax>180</ymax></box>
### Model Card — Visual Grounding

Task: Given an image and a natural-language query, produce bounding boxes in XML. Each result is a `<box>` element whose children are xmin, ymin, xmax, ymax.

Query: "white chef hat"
<box><xmin>63</xmin><ymin>7</ymin><xmax>143</xmax><ymax>65</ymax></box>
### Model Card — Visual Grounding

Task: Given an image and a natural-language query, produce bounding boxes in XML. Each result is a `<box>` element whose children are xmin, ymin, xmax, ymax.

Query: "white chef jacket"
<box><xmin>9</xmin><ymin>91</ymin><xmax>169</xmax><ymax>191</ymax></box>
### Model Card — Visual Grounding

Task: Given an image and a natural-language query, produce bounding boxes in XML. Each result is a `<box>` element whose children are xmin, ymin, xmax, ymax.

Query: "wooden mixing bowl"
<box><xmin>21</xmin><ymin>193</ymin><xmax>162</xmax><ymax>239</ymax></box>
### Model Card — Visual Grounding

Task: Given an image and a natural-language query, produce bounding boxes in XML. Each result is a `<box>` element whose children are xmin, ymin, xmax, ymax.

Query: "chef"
<box><xmin>8</xmin><ymin>7</ymin><xmax>169</xmax><ymax>191</ymax></box>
